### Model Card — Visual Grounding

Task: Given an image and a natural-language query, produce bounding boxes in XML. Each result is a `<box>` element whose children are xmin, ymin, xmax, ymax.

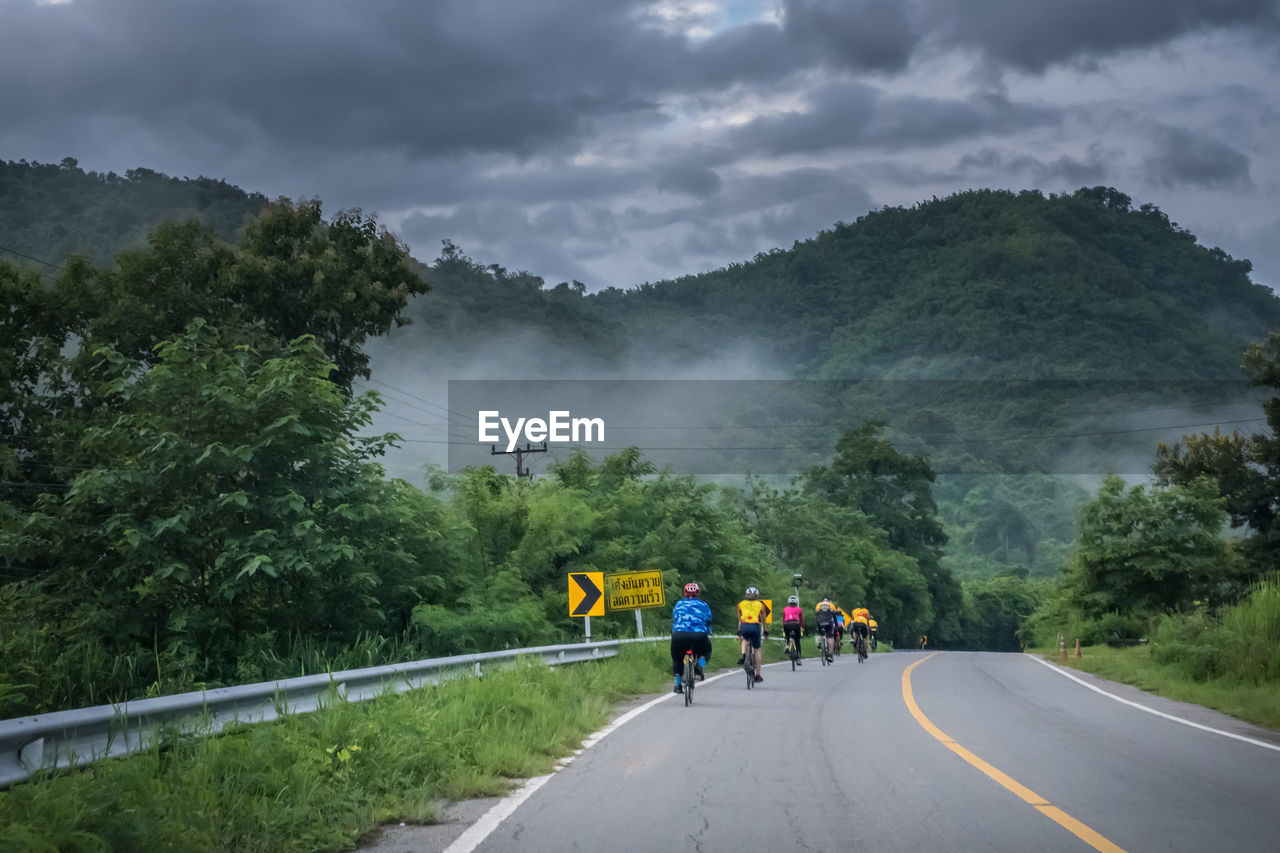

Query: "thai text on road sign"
<box><xmin>568</xmin><ymin>572</ymin><xmax>605</xmax><ymax>617</ymax></box>
<box><xmin>604</xmin><ymin>570</ymin><xmax>666</xmax><ymax>611</ymax></box>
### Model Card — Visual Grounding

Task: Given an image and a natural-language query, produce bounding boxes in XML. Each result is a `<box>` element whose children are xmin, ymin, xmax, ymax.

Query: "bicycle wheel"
<box><xmin>745</xmin><ymin>647</ymin><xmax>755</xmax><ymax>689</ymax></box>
<box><xmin>820</xmin><ymin>636</ymin><xmax>829</xmax><ymax>666</ymax></box>
<box><xmin>683</xmin><ymin>654</ymin><xmax>696</xmax><ymax>706</ymax></box>
<box><xmin>788</xmin><ymin>639</ymin><xmax>797</xmax><ymax>671</ymax></box>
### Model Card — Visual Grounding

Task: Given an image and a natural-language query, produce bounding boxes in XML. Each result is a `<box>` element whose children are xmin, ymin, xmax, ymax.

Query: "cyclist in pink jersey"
<box><xmin>782</xmin><ymin>595</ymin><xmax>804</xmax><ymax>665</ymax></box>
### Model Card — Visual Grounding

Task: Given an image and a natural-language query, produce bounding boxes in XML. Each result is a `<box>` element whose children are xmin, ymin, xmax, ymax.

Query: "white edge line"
<box><xmin>443</xmin><ymin>669</ymin><xmax>738</xmax><ymax>853</ymax></box>
<box><xmin>1026</xmin><ymin>654</ymin><xmax>1280</xmax><ymax>754</ymax></box>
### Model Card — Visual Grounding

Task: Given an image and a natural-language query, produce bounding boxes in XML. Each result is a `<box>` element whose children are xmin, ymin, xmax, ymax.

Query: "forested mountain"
<box><xmin>588</xmin><ymin>186</ymin><xmax>1278</xmax><ymax>379</ymax></box>
<box><xmin>8</xmin><ymin>158</ymin><xmax>1273</xmax><ymax>383</ymax></box>
<box><xmin>396</xmin><ymin>185</ymin><xmax>1278</xmax><ymax>383</ymax></box>
<box><xmin>0</xmin><ymin>157</ymin><xmax>267</xmax><ymax>269</ymax></box>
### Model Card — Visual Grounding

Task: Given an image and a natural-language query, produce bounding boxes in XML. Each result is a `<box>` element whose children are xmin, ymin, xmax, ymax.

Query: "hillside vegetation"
<box><xmin>0</xmin><ymin>158</ymin><xmax>267</xmax><ymax>268</ymax></box>
<box><xmin>4</xmin><ymin>159</ymin><xmax>1280</xmax><ymax>721</ymax></box>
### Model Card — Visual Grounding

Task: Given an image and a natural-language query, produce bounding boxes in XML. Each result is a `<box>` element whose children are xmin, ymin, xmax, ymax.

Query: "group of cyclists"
<box><xmin>669</xmin><ymin>582</ymin><xmax>878</xmax><ymax>693</ymax></box>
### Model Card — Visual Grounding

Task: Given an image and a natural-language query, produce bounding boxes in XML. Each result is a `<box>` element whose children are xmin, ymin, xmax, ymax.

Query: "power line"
<box><xmin>0</xmin><ymin>243</ymin><xmax>63</xmax><ymax>271</ymax></box>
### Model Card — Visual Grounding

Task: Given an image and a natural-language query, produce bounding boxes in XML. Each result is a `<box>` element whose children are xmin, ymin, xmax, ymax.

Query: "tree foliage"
<box><xmin>1155</xmin><ymin>331</ymin><xmax>1280</xmax><ymax>574</ymax></box>
<box><xmin>802</xmin><ymin>421</ymin><xmax>962</xmax><ymax>641</ymax></box>
<box><xmin>1060</xmin><ymin>474</ymin><xmax>1238</xmax><ymax>618</ymax></box>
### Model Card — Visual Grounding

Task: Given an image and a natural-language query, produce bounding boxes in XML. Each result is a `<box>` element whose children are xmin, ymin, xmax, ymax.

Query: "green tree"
<box><xmin>736</xmin><ymin>478</ymin><xmax>933</xmax><ymax>647</ymax></box>
<box><xmin>1155</xmin><ymin>331</ymin><xmax>1280</xmax><ymax>574</ymax></box>
<box><xmin>1063</xmin><ymin>474</ymin><xmax>1238</xmax><ymax>618</ymax></box>
<box><xmin>803</xmin><ymin>421</ymin><xmax>962</xmax><ymax>642</ymax></box>
<box><xmin>57</xmin><ymin>199</ymin><xmax>428</xmax><ymax>389</ymax></box>
<box><xmin>5</xmin><ymin>323</ymin><xmax>443</xmax><ymax>686</ymax></box>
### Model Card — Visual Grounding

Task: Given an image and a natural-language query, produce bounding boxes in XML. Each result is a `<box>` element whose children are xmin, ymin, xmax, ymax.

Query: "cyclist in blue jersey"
<box><xmin>671</xmin><ymin>582</ymin><xmax>713</xmax><ymax>694</ymax></box>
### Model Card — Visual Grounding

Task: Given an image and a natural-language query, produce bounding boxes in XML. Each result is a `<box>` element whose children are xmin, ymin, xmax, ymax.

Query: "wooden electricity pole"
<box><xmin>491</xmin><ymin>441</ymin><xmax>548</xmax><ymax>478</ymax></box>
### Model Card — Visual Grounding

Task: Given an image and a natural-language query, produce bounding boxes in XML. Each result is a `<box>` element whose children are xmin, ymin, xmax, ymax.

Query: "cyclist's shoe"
<box><xmin>695</xmin><ymin>665</ymin><xmax>705</xmax><ymax>681</ymax></box>
<box><xmin>796</xmin><ymin>659</ymin><xmax>802</xmax><ymax>666</ymax></box>
<box><xmin>754</xmin><ymin>674</ymin><xmax>763</xmax><ymax>683</ymax></box>
<box><xmin>673</xmin><ymin>676</ymin><xmax>682</xmax><ymax>693</ymax></box>
<box><xmin>826</xmin><ymin>654</ymin><xmax>834</xmax><ymax>663</ymax></box>
<box><xmin>737</xmin><ymin>654</ymin><xmax>745</xmax><ymax>666</ymax></box>
<box><xmin>697</xmin><ymin>657</ymin><xmax>707</xmax><ymax>668</ymax></box>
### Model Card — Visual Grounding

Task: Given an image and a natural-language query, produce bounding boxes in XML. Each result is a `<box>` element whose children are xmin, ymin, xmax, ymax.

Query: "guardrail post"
<box><xmin>1074</xmin><ymin>638</ymin><xmax>1081</xmax><ymax>658</ymax></box>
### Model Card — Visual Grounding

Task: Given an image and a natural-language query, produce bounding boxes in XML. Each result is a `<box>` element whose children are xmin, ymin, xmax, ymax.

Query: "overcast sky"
<box><xmin>5</xmin><ymin>0</ymin><xmax>1280</xmax><ymax>292</ymax></box>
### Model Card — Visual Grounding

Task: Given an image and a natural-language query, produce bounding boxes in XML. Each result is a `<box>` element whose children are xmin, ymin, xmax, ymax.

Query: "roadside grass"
<box><xmin>0</xmin><ymin>642</ymin><xmax>679</xmax><ymax>853</ymax></box>
<box><xmin>1028</xmin><ymin>644</ymin><xmax>1280</xmax><ymax>731</ymax></box>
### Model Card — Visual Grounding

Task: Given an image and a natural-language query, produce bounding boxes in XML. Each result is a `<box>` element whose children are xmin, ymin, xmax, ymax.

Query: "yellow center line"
<box><xmin>902</xmin><ymin>654</ymin><xmax>1128</xmax><ymax>853</ymax></box>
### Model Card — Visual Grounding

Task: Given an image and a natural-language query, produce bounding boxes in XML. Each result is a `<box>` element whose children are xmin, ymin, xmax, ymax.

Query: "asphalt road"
<box><xmin>443</xmin><ymin>649</ymin><xmax>1280</xmax><ymax>853</ymax></box>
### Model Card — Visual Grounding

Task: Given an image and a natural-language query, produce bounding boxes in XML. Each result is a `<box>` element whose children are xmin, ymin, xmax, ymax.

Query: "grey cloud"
<box><xmin>2</xmin><ymin>0</ymin><xmax>688</xmax><ymax>161</ymax></box>
<box><xmin>399</xmin><ymin>200</ymin><xmax>622</xmax><ymax>284</ymax></box>
<box><xmin>729</xmin><ymin>85</ymin><xmax>1061</xmax><ymax>156</ymax></box>
<box><xmin>956</xmin><ymin>145</ymin><xmax>1115</xmax><ymax>187</ymax></box>
<box><xmin>783</xmin><ymin>0</ymin><xmax>920</xmax><ymax>72</ymax></box>
<box><xmin>657</xmin><ymin>164</ymin><xmax>723</xmax><ymax>198</ymax></box>
<box><xmin>920</xmin><ymin>0</ymin><xmax>1280</xmax><ymax>73</ymax></box>
<box><xmin>629</xmin><ymin>167</ymin><xmax>874</xmax><ymax>264</ymax></box>
<box><xmin>1145</xmin><ymin>127</ymin><xmax>1252</xmax><ymax>188</ymax></box>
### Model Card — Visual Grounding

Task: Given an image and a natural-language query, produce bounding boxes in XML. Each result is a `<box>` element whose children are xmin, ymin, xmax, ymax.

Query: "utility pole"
<box><xmin>491</xmin><ymin>441</ymin><xmax>548</xmax><ymax>478</ymax></box>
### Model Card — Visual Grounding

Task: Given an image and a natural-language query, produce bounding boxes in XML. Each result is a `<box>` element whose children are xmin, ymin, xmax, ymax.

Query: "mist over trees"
<box><xmin>4</xmin><ymin>158</ymin><xmax>1280</xmax><ymax>714</ymax></box>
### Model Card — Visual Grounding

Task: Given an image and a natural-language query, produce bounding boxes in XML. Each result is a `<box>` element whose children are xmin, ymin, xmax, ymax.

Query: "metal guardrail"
<box><xmin>0</xmin><ymin>640</ymin><xmax>623</xmax><ymax>788</ymax></box>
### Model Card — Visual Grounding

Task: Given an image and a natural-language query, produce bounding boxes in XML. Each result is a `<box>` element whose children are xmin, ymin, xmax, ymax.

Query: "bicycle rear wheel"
<box><xmin>683</xmin><ymin>654</ymin><xmax>696</xmax><ymax>706</ymax></box>
<box><xmin>745</xmin><ymin>647</ymin><xmax>755</xmax><ymax>688</ymax></box>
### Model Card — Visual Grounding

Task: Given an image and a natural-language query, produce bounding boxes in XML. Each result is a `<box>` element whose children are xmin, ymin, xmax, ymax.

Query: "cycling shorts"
<box><xmin>738</xmin><ymin>622</ymin><xmax>763</xmax><ymax>648</ymax></box>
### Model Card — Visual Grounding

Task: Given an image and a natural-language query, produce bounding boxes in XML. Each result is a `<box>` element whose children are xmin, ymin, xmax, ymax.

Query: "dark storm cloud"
<box><xmin>2</xmin><ymin>0</ymin><xmax>689</xmax><ymax>161</ymax></box>
<box><xmin>920</xmin><ymin>0</ymin><xmax>1280</xmax><ymax>73</ymax></box>
<box><xmin>782</xmin><ymin>0</ymin><xmax>920</xmax><ymax>72</ymax></box>
<box><xmin>956</xmin><ymin>146</ymin><xmax>1115</xmax><ymax>187</ymax></box>
<box><xmin>656</xmin><ymin>163</ymin><xmax>723</xmax><ymax>198</ymax></box>
<box><xmin>1</xmin><ymin>0</ymin><xmax>918</xmax><ymax>170</ymax></box>
<box><xmin>729</xmin><ymin>85</ymin><xmax>1061</xmax><ymax>156</ymax></box>
<box><xmin>1144</xmin><ymin>126</ymin><xmax>1252</xmax><ymax>188</ymax></box>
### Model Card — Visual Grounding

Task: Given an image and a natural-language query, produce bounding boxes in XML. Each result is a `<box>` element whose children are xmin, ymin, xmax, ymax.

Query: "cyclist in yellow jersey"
<box><xmin>850</xmin><ymin>606</ymin><xmax>871</xmax><ymax>655</ymax></box>
<box><xmin>813</xmin><ymin>598</ymin><xmax>837</xmax><ymax>661</ymax></box>
<box><xmin>737</xmin><ymin>587</ymin><xmax>770</xmax><ymax>683</ymax></box>
<box><xmin>868</xmin><ymin>617</ymin><xmax>879</xmax><ymax>650</ymax></box>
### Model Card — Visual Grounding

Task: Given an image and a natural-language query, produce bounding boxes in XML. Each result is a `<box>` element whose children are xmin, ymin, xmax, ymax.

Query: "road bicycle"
<box><xmin>833</xmin><ymin>631</ymin><xmax>842</xmax><ymax>659</ymax></box>
<box><xmin>743</xmin><ymin>642</ymin><xmax>757</xmax><ymax>689</ymax></box>
<box><xmin>818</xmin><ymin>632</ymin><xmax>831</xmax><ymax>666</ymax></box>
<box><xmin>682</xmin><ymin>649</ymin><xmax>697</xmax><ymax>706</ymax></box>
<box><xmin>855</xmin><ymin>631</ymin><xmax>869</xmax><ymax>663</ymax></box>
<box><xmin>785</xmin><ymin>633</ymin><xmax>801</xmax><ymax>670</ymax></box>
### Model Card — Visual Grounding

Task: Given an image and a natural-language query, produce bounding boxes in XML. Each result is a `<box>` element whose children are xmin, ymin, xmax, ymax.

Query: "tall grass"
<box><xmin>0</xmin><ymin>643</ymin><xmax>676</xmax><ymax>853</ymax></box>
<box><xmin>1152</xmin><ymin>575</ymin><xmax>1280</xmax><ymax>684</ymax></box>
<box><xmin>1038</xmin><ymin>577</ymin><xmax>1280</xmax><ymax>731</ymax></box>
